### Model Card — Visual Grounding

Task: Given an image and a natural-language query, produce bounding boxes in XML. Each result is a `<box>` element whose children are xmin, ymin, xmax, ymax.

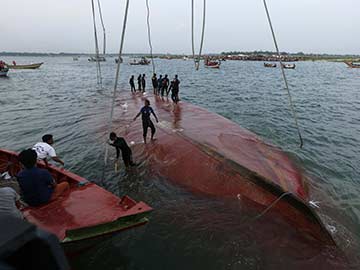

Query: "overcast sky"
<box><xmin>2</xmin><ymin>0</ymin><xmax>360</xmax><ymax>54</ymax></box>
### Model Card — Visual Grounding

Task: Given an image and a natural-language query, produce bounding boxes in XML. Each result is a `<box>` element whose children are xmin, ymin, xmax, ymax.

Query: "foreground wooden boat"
<box><xmin>114</xmin><ymin>93</ymin><xmax>339</xmax><ymax>247</ymax></box>
<box><xmin>344</xmin><ymin>61</ymin><xmax>360</xmax><ymax>68</ymax></box>
<box><xmin>0</xmin><ymin>149</ymin><xmax>152</xmax><ymax>255</ymax></box>
<box><xmin>7</xmin><ymin>62</ymin><xmax>43</xmax><ymax>69</ymax></box>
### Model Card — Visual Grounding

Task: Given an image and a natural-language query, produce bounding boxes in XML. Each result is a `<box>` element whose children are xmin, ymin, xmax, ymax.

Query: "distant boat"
<box><xmin>0</xmin><ymin>66</ymin><xmax>9</xmax><ymax>77</ymax></box>
<box><xmin>129</xmin><ymin>57</ymin><xmax>150</xmax><ymax>66</ymax></box>
<box><xmin>7</xmin><ymin>62</ymin><xmax>43</xmax><ymax>70</ymax></box>
<box><xmin>264</xmin><ymin>62</ymin><xmax>277</xmax><ymax>68</ymax></box>
<box><xmin>88</xmin><ymin>56</ymin><xmax>106</xmax><ymax>62</ymax></box>
<box><xmin>115</xmin><ymin>57</ymin><xmax>123</xmax><ymax>64</ymax></box>
<box><xmin>183</xmin><ymin>56</ymin><xmax>189</xmax><ymax>61</ymax></box>
<box><xmin>282</xmin><ymin>63</ymin><xmax>296</xmax><ymax>69</ymax></box>
<box><xmin>344</xmin><ymin>61</ymin><xmax>360</xmax><ymax>68</ymax></box>
<box><xmin>73</xmin><ymin>57</ymin><xmax>79</xmax><ymax>61</ymax></box>
<box><xmin>204</xmin><ymin>58</ymin><xmax>221</xmax><ymax>69</ymax></box>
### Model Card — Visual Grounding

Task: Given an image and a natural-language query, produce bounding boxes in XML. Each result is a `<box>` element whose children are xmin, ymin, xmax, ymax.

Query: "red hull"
<box><xmin>114</xmin><ymin>93</ymin><xmax>336</xmax><ymax>245</ymax></box>
<box><xmin>0</xmin><ymin>149</ymin><xmax>152</xmax><ymax>252</ymax></box>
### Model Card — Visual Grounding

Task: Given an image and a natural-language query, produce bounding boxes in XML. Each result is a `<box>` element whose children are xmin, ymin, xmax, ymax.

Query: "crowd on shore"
<box><xmin>129</xmin><ymin>73</ymin><xmax>180</xmax><ymax>104</ymax></box>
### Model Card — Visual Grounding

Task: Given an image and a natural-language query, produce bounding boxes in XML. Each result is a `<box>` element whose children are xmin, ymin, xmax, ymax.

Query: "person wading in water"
<box><xmin>133</xmin><ymin>99</ymin><xmax>159</xmax><ymax>144</ymax></box>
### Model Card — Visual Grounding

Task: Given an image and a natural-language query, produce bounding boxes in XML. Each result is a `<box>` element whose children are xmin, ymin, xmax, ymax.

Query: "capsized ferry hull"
<box><xmin>113</xmin><ymin>92</ymin><xmax>335</xmax><ymax>245</ymax></box>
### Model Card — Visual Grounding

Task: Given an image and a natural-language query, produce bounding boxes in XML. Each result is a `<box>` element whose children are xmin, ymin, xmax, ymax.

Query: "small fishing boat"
<box><xmin>0</xmin><ymin>149</ymin><xmax>152</xmax><ymax>255</ymax></box>
<box><xmin>264</xmin><ymin>62</ymin><xmax>277</xmax><ymax>68</ymax></box>
<box><xmin>129</xmin><ymin>57</ymin><xmax>150</xmax><ymax>66</ymax></box>
<box><xmin>344</xmin><ymin>61</ymin><xmax>360</xmax><ymax>68</ymax></box>
<box><xmin>88</xmin><ymin>56</ymin><xmax>106</xmax><ymax>62</ymax></box>
<box><xmin>7</xmin><ymin>62</ymin><xmax>43</xmax><ymax>70</ymax></box>
<box><xmin>204</xmin><ymin>58</ymin><xmax>221</xmax><ymax>68</ymax></box>
<box><xmin>0</xmin><ymin>63</ymin><xmax>9</xmax><ymax>77</ymax></box>
<box><xmin>115</xmin><ymin>57</ymin><xmax>123</xmax><ymax>64</ymax></box>
<box><xmin>281</xmin><ymin>63</ymin><xmax>296</xmax><ymax>69</ymax></box>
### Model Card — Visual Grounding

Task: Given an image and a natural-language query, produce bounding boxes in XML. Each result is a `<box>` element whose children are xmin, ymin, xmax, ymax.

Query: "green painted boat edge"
<box><xmin>62</xmin><ymin>213</ymin><xmax>150</xmax><ymax>244</ymax></box>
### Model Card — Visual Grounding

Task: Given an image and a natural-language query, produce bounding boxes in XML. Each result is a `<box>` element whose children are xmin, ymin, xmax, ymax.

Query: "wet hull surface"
<box><xmin>109</xmin><ymin>93</ymin><xmax>343</xmax><ymax>249</ymax></box>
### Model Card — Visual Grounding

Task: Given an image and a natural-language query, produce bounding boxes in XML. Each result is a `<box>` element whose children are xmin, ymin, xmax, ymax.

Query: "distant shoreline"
<box><xmin>1</xmin><ymin>51</ymin><xmax>359</xmax><ymax>62</ymax></box>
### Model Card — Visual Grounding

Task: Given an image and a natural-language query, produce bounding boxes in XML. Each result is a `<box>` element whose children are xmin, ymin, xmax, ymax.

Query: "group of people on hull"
<box><xmin>129</xmin><ymin>73</ymin><xmax>180</xmax><ymax>104</ymax></box>
<box><xmin>0</xmin><ymin>134</ymin><xmax>69</xmax><ymax>219</ymax></box>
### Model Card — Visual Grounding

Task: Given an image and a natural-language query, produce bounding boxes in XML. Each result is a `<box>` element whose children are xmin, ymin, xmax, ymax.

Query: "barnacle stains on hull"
<box><xmin>113</xmin><ymin>92</ymin><xmax>334</xmax><ymax>245</ymax></box>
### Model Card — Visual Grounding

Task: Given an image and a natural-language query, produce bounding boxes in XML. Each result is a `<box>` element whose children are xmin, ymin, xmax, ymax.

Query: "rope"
<box><xmin>145</xmin><ymin>0</ymin><xmax>155</xmax><ymax>74</ymax></box>
<box><xmin>101</xmin><ymin>0</ymin><xmax>130</xmax><ymax>182</ymax></box>
<box><xmin>252</xmin><ymin>192</ymin><xmax>291</xmax><ymax>220</ymax></box>
<box><xmin>96</xmin><ymin>0</ymin><xmax>106</xmax><ymax>55</ymax></box>
<box><xmin>191</xmin><ymin>0</ymin><xmax>207</xmax><ymax>70</ymax></box>
<box><xmin>262</xmin><ymin>0</ymin><xmax>303</xmax><ymax>148</ymax></box>
<box><xmin>90</xmin><ymin>0</ymin><xmax>102</xmax><ymax>84</ymax></box>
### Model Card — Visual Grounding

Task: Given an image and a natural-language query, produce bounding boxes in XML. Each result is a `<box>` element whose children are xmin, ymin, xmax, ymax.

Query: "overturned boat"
<box><xmin>0</xmin><ymin>149</ymin><xmax>152</xmax><ymax>255</ymax></box>
<box><xmin>113</xmin><ymin>93</ymin><xmax>339</xmax><ymax>247</ymax></box>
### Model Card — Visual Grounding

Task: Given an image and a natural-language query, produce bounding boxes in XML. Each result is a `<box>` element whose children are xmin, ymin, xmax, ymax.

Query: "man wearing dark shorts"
<box><xmin>109</xmin><ymin>132</ymin><xmax>135</xmax><ymax>167</ymax></box>
<box><xmin>152</xmin><ymin>73</ymin><xmax>158</xmax><ymax>94</ymax></box>
<box><xmin>129</xmin><ymin>75</ymin><xmax>135</xmax><ymax>92</ymax></box>
<box><xmin>133</xmin><ymin>99</ymin><xmax>159</xmax><ymax>144</ymax></box>
<box><xmin>171</xmin><ymin>75</ymin><xmax>180</xmax><ymax>104</ymax></box>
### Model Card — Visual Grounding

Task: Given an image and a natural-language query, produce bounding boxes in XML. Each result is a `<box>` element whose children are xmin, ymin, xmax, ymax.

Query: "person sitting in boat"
<box><xmin>33</xmin><ymin>134</ymin><xmax>64</xmax><ymax>167</ymax></box>
<box><xmin>0</xmin><ymin>187</ymin><xmax>23</xmax><ymax>219</ymax></box>
<box><xmin>17</xmin><ymin>149</ymin><xmax>69</xmax><ymax>206</ymax></box>
<box><xmin>133</xmin><ymin>99</ymin><xmax>159</xmax><ymax>144</ymax></box>
<box><xmin>109</xmin><ymin>132</ymin><xmax>135</xmax><ymax>168</ymax></box>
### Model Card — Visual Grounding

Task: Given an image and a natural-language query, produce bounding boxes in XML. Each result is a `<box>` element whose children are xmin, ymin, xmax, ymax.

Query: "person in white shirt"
<box><xmin>33</xmin><ymin>134</ymin><xmax>64</xmax><ymax>166</ymax></box>
<box><xmin>0</xmin><ymin>187</ymin><xmax>23</xmax><ymax>219</ymax></box>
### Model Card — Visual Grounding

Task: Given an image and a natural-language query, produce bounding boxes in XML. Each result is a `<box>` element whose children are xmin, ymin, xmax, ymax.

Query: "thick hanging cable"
<box><xmin>91</xmin><ymin>0</ymin><xmax>102</xmax><ymax>84</ymax></box>
<box><xmin>191</xmin><ymin>0</ymin><xmax>206</xmax><ymax>70</ymax></box>
<box><xmin>145</xmin><ymin>0</ymin><xmax>155</xmax><ymax>74</ymax></box>
<box><xmin>262</xmin><ymin>0</ymin><xmax>303</xmax><ymax>148</ymax></box>
<box><xmin>101</xmin><ymin>0</ymin><xmax>130</xmax><ymax>182</ymax></box>
<box><xmin>96</xmin><ymin>0</ymin><xmax>106</xmax><ymax>55</ymax></box>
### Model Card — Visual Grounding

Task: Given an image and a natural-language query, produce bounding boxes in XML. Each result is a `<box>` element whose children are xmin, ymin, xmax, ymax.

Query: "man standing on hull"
<box><xmin>129</xmin><ymin>75</ymin><xmax>136</xmax><ymax>92</ymax></box>
<box><xmin>171</xmin><ymin>75</ymin><xmax>180</xmax><ymax>104</ymax></box>
<box><xmin>133</xmin><ymin>99</ymin><xmax>159</xmax><ymax>144</ymax></box>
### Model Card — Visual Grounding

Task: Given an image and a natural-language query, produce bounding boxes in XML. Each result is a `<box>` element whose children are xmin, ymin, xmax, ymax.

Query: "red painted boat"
<box><xmin>114</xmin><ymin>93</ymin><xmax>337</xmax><ymax>246</ymax></box>
<box><xmin>344</xmin><ymin>61</ymin><xmax>360</xmax><ymax>68</ymax></box>
<box><xmin>204</xmin><ymin>58</ymin><xmax>221</xmax><ymax>68</ymax></box>
<box><xmin>0</xmin><ymin>149</ymin><xmax>153</xmax><ymax>254</ymax></box>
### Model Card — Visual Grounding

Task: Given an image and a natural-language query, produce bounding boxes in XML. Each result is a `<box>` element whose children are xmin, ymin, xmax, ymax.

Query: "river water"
<box><xmin>0</xmin><ymin>56</ymin><xmax>359</xmax><ymax>269</ymax></box>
